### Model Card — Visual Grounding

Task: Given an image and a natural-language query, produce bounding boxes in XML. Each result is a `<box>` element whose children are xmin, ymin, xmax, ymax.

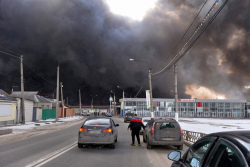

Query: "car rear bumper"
<box><xmin>78</xmin><ymin>134</ymin><xmax>115</xmax><ymax>145</ymax></box>
<box><xmin>148</xmin><ymin>137</ymin><xmax>183</xmax><ymax>146</ymax></box>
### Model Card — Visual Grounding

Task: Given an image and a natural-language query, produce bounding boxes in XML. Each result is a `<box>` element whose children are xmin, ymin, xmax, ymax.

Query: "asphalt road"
<box><xmin>0</xmin><ymin>117</ymin><xmax>189</xmax><ymax>167</ymax></box>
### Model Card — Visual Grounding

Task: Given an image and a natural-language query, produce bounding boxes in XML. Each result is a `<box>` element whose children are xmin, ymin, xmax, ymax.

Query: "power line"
<box><xmin>199</xmin><ymin>0</ymin><xmax>241</xmax><ymax>41</ymax></box>
<box><xmin>0</xmin><ymin>50</ymin><xmax>20</xmax><ymax>59</ymax></box>
<box><xmin>155</xmin><ymin>0</ymin><xmax>208</xmax><ymax>72</ymax></box>
<box><xmin>0</xmin><ymin>45</ymin><xmax>21</xmax><ymax>56</ymax></box>
<box><xmin>167</xmin><ymin>0</ymin><xmax>229</xmax><ymax>68</ymax></box>
<box><xmin>23</xmin><ymin>60</ymin><xmax>56</xmax><ymax>85</ymax></box>
<box><xmin>134</xmin><ymin>79</ymin><xmax>147</xmax><ymax>98</ymax></box>
<box><xmin>23</xmin><ymin>59</ymin><xmax>55</xmax><ymax>82</ymax></box>
<box><xmin>152</xmin><ymin>0</ymin><xmax>228</xmax><ymax>76</ymax></box>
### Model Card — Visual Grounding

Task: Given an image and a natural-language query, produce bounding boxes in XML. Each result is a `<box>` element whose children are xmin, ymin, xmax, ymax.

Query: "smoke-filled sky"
<box><xmin>0</xmin><ymin>0</ymin><xmax>249</xmax><ymax>105</ymax></box>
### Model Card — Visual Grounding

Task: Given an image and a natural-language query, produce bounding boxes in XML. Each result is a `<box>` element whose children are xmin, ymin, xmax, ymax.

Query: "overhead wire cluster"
<box><xmin>0</xmin><ymin>46</ymin><xmax>56</xmax><ymax>85</ymax></box>
<box><xmin>152</xmin><ymin>0</ymin><xmax>226</xmax><ymax>76</ymax></box>
<box><xmin>155</xmin><ymin>0</ymin><xmax>208</xmax><ymax>73</ymax></box>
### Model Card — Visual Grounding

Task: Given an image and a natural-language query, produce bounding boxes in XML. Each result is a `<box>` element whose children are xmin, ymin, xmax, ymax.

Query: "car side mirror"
<box><xmin>115</xmin><ymin>124</ymin><xmax>119</xmax><ymax>126</ymax></box>
<box><xmin>168</xmin><ymin>151</ymin><xmax>181</xmax><ymax>161</ymax></box>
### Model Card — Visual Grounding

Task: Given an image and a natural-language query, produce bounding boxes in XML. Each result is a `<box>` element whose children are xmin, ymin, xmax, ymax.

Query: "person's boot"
<box><xmin>131</xmin><ymin>143</ymin><xmax>135</xmax><ymax>146</ymax></box>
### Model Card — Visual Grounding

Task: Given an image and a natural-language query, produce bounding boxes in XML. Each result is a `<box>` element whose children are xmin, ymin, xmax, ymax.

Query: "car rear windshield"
<box><xmin>160</xmin><ymin>122</ymin><xmax>176</xmax><ymax>129</ymax></box>
<box><xmin>126</xmin><ymin>113</ymin><xmax>133</xmax><ymax>116</ymax></box>
<box><xmin>84</xmin><ymin>119</ymin><xmax>110</xmax><ymax>126</ymax></box>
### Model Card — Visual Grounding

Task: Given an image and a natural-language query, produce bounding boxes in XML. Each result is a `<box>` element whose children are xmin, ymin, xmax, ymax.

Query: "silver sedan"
<box><xmin>78</xmin><ymin>117</ymin><xmax>119</xmax><ymax>149</ymax></box>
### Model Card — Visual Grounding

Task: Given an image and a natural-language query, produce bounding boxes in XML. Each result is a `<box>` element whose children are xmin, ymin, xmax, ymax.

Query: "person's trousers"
<box><xmin>131</xmin><ymin>129</ymin><xmax>140</xmax><ymax>144</ymax></box>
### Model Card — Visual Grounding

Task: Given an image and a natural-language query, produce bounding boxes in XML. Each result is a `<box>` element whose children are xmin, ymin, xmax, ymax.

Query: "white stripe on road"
<box><xmin>26</xmin><ymin>142</ymin><xmax>77</xmax><ymax>167</ymax></box>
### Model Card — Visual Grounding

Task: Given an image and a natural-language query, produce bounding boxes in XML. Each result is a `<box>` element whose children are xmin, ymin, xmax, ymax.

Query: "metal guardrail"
<box><xmin>183</xmin><ymin>130</ymin><xmax>206</xmax><ymax>146</ymax></box>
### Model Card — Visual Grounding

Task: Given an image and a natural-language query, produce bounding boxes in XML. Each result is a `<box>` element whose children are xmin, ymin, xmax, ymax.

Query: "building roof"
<box><xmin>0</xmin><ymin>89</ymin><xmax>17</xmax><ymax>102</ymax></box>
<box><xmin>46</xmin><ymin>98</ymin><xmax>61</xmax><ymax>108</ymax></box>
<box><xmin>11</xmin><ymin>91</ymin><xmax>51</xmax><ymax>103</ymax></box>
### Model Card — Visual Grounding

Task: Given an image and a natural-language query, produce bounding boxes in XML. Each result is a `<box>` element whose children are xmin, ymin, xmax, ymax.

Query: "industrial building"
<box><xmin>120</xmin><ymin>98</ymin><xmax>250</xmax><ymax>118</ymax></box>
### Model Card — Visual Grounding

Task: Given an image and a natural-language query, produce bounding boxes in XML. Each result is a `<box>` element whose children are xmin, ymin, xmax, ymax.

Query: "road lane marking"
<box><xmin>26</xmin><ymin>142</ymin><xmax>77</xmax><ymax>167</ymax></box>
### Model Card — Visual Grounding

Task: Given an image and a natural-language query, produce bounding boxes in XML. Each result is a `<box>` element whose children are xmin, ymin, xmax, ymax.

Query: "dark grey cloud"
<box><xmin>0</xmin><ymin>0</ymin><xmax>249</xmax><ymax>105</ymax></box>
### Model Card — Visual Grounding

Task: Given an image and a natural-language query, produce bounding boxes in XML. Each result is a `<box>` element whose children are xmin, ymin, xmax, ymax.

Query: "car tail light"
<box><xmin>103</xmin><ymin>128</ymin><xmax>113</xmax><ymax>133</ymax></box>
<box><xmin>150</xmin><ymin>123</ymin><xmax>155</xmax><ymax>134</ymax></box>
<box><xmin>180</xmin><ymin>128</ymin><xmax>183</xmax><ymax>136</ymax></box>
<box><xmin>79</xmin><ymin>128</ymin><xmax>87</xmax><ymax>132</ymax></box>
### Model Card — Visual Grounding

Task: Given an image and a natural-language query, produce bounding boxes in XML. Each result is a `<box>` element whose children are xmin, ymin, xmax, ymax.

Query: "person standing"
<box><xmin>127</xmin><ymin>114</ymin><xmax>145</xmax><ymax>146</ymax></box>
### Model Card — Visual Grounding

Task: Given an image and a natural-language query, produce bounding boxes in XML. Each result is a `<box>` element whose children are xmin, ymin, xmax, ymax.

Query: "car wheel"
<box><xmin>110</xmin><ymin>144</ymin><xmax>115</xmax><ymax>149</ymax></box>
<box><xmin>147</xmin><ymin>139</ymin><xmax>152</xmax><ymax>149</ymax></box>
<box><xmin>177</xmin><ymin>145</ymin><xmax>183</xmax><ymax>150</ymax></box>
<box><xmin>78</xmin><ymin>143</ymin><xmax>83</xmax><ymax>148</ymax></box>
<box><xmin>115</xmin><ymin>136</ymin><xmax>118</xmax><ymax>142</ymax></box>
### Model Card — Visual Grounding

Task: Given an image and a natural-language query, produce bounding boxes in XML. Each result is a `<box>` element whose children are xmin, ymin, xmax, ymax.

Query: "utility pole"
<box><xmin>79</xmin><ymin>89</ymin><xmax>81</xmax><ymax>114</ymax></box>
<box><xmin>122</xmin><ymin>90</ymin><xmax>125</xmax><ymax>117</ymax></box>
<box><xmin>114</xmin><ymin>94</ymin><xmax>116</xmax><ymax>115</ymax></box>
<box><xmin>20</xmin><ymin>55</ymin><xmax>25</xmax><ymax>124</ymax></box>
<box><xmin>56</xmin><ymin>65</ymin><xmax>59</xmax><ymax>122</ymax></box>
<box><xmin>60</xmin><ymin>82</ymin><xmax>64</xmax><ymax>118</ymax></box>
<box><xmin>91</xmin><ymin>96</ymin><xmax>93</xmax><ymax>108</ymax></box>
<box><xmin>174</xmin><ymin>64</ymin><xmax>178</xmax><ymax>121</ymax></box>
<box><xmin>149</xmin><ymin>69</ymin><xmax>154</xmax><ymax>118</ymax></box>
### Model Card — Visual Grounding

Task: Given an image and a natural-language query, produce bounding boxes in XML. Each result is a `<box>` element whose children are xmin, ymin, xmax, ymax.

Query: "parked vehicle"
<box><xmin>140</xmin><ymin>117</ymin><xmax>152</xmax><ymax>134</ymax></box>
<box><xmin>78</xmin><ymin>117</ymin><xmax>119</xmax><ymax>149</ymax></box>
<box><xmin>168</xmin><ymin>130</ymin><xmax>250</xmax><ymax>167</ymax></box>
<box><xmin>143</xmin><ymin>118</ymin><xmax>183</xmax><ymax>150</ymax></box>
<box><xmin>81</xmin><ymin>112</ymin><xmax>90</xmax><ymax>116</ymax></box>
<box><xmin>124</xmin><ymin>113</ymin><xmax>134</xmax><ymax>123</ymax></box>
<box><xmin>106</xmin><ymin>112</ymin><xmax>112</xmax><ymax>117</ymax></box>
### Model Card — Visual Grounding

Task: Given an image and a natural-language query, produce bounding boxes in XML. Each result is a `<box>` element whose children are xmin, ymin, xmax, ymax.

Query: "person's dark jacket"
<box><xmin>128</xmin><ymin>116</ymin><xmax>145</xmax><ymax>131</ymax></box>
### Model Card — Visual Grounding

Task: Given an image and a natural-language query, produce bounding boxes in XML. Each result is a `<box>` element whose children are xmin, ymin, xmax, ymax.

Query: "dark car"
<box><xmin>78</xmin><ymin>117</ymin><xmax>119</xmax><ymax>149</ymax></box>
<box><xmin>143</xmin><ymin>118</ymin><xmax>183</xmax><ymax>150</ymax></box>
<box><xmin>124</xmin><ymin>113</ymin><xmax>134</xmax><ymax>123</ymax></box>
<box><xmin>168</xmin><ymin>130</ymin><xmax>250</xmax><ymax>167</ymax></box>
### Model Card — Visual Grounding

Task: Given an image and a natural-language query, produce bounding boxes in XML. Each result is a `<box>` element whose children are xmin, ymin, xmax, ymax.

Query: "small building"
<box><xmin>0</xmin><ymin>89</ymin><xmax>17</xmax><ymax>125</ymax></box>
<box><xmin>11</xmin><ymin>91</ymin><xmax>51</xmax><ymax>122</ymax></box>
<box><xmin>11</xmin><ymin>91</ymin><xmax>52</xmax><ymax>109</ymax></box>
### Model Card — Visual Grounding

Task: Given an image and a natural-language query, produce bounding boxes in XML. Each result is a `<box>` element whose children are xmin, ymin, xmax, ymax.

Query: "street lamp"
<box><xmin>117</xmin><ymin>86</ymin><xmax>125</xmax><ymax>117</ymax></box>
<box><xmin>109</xmin><ymin>95</ymin><xmax>113</xmax><ymax>114</ymax></box>
<box><xmin>110</xmin><ymin>90</ymin><xmax>116</xmax><ymax>115</ymax></box>
<box><xmin>130</xmin><ymin>58</ymin><xmax>154</xmax><ymax>118</ymax></box>
<box><xmin>91</xmin><ymin>95</ymin><xmax>97</xmax><ymax>108</ymax></box>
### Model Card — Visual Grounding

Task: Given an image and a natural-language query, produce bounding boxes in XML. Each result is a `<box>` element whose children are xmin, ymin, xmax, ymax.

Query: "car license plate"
<box><xmin>161</xmin><ymin>138</ymin><xmax>174</xmax><ymax>141</ymax></box>
<box><xmin>89</xmin><ymin>130</ymin><xmax>101</xmax><ymax>134</ymax></box>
